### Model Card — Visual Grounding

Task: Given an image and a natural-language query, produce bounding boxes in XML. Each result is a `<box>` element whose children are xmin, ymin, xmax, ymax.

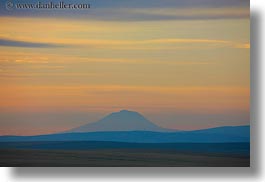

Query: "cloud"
<box><xmin>120</xmin><ymin>7</ymin><xmax>249</xmax><ymax>21</ymax></box>
<box><xmin>0</xmin><ymin>37</ymin><xmax>249</xmax><ymax>50</ymax></box>
<box><xmin>234</xmin><ymin>43</ymin><xmax>250</xmax><ymax>49</ymax></box>
<box><xmin>0</xmin><ymin>36</ymin><xmax>250</xmax><ymax>50</ymax></box>
<box><xmin>0</xmin><ymin>0</ymin><xmax>249</xmax><ymax>10</ymax></box>
<box><xmin>0</xmin><ymin>38</ymin><xmax>63</xmax><ymax>48</ymax></box>
<box><xmin>65</xmin><ymin>38</ymin><xmax>249</xmax><ymax>50</ymax></box>
<box><xmin>93</xmin><ymin>0</ymin><xmax>249</xmax><ymax>9</ymax></box>
<box><xmin>0</xmin><ymin>0</ymin><xmax>249</xmax><ymax>21</ymax></box>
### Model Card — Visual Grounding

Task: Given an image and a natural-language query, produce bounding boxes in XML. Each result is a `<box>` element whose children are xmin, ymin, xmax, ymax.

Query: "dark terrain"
<box><xmin>0</xmin><ymin>141</ymin><xmax>250</xmax><ymax>167</ymax></box>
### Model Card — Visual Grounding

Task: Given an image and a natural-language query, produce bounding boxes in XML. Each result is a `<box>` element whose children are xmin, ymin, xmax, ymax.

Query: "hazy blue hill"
<box><xmin>191</xmin><ymin>125</ymin><xmax>250</xmax><ymax>136</ymax></box>
<box><xmin>67</xmin><ymin>110</ymin><xmax>173</xmax><ymax>133</ymax></box>
<box><xmin>0</xmin><ymin>125</ymin><xmax>250</xmax><ymax>143</ymax></box>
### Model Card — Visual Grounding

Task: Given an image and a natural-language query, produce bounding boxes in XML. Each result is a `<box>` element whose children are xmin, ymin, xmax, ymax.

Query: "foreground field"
<box><xmin>0</xmin><ymin>142</ymin><xmax>250</xmax><ymax>167</ymax></box>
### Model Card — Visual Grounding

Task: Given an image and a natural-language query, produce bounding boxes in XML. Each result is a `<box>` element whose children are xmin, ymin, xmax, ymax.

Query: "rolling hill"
<box><xmin>0</xmin><ymin>125</ymin><xmax>250</xmax><ymax>143</ymax></box>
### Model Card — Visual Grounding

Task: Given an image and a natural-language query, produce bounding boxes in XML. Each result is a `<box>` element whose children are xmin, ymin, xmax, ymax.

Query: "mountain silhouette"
<box><xmin>67</xmin><ymin>110</ymin><xmax>172</xmax><ymax>133</ymax></box>
<box><xmin>0</xmin><ymin>110</ymin><xmax>250</xmax><ymax>144</ymax></box>
<box><xmin>0</xmin><ymin>126</ymin><xmax>250</xmax><ymax>143</ymax></box>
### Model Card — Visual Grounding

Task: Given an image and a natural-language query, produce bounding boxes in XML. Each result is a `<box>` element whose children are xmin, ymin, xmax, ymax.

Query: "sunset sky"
<box><xmin>0</xmin><ymin>0</ymin><xmax>249</xmax><ymax>135</ymax></box>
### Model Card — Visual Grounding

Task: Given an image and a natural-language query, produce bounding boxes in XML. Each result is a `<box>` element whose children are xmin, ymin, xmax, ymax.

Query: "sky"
<box><xmin>0</xmin><ymin>0</ymin><xmax>250</xmax><ymax>135</ymax></box>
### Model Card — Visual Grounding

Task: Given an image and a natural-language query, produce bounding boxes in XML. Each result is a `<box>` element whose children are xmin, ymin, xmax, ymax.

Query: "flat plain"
<box><xmin>0</xmin><ymin>142</ymin><xmax>250</xmax><ymax>167</ymax></box>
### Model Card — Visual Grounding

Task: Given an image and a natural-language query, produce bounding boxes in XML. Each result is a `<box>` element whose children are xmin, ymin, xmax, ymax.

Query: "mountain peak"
<box><xmin>67</xmin><ymin>110</ymin><xmax>172</xmax><ymax>133</ymax></box>
<box><xmin>119</xmin><ymin>110</ymin><xmax>134</xmax><ymax>113</ymax></box>
<box><xmin>116</xmin><ymin>110</ymin><xmax>138</xmax><ymax>115</ymax></box>
<box><xmin>112</xmin><ymin>110</ymin><xmax>141</xmax><ymax>117</ymax></box>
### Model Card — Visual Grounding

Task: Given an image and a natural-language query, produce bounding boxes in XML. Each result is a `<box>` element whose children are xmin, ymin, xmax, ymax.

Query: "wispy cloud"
<box><xmin>121</xmin><ymin>7</ymin><xmax>249</xmax><ymax>20</ymax></box>
<box><xmin>88</xmin><ymin>0</ymin><xmax>250</xmax><ymax>9</ymax></box>
<box><xmin>234</xmin><ymin>43</ymin><xmax>250</xmax><ymax>49</ymax></box>
<box><xmin>0</xmin><ymin>38</ymin><xmax>64</xmax><ymax>48</ymax></box>
<box><xmin>0</xmin><ymin>36</ymin><xmax>249</xmax><ymax>50</ymax></box>
<box><xmin>0</xmin><ymin>0</ymin><xmax>249</xmax><ymax>21</ymax></box>
<box><xmin>64</xmin><ymin>38</ymin><xmax>250</xmax><ymax>50</ymax></box>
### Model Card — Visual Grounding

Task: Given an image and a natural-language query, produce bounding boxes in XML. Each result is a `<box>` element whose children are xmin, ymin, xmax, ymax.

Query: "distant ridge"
<box><xmin>0</xmin><ymin>125</ymin><xmax>250</xmax><ymax>143</ymax></box>
<box><xmin>67</xmin><ymin>110</ymin><xmax>173</xmax><ymax>133</ymax></box>
<box><xmin>0</xmin><ymin>110</ymin><xmax>250</xmax><ymax>144</ymax></box>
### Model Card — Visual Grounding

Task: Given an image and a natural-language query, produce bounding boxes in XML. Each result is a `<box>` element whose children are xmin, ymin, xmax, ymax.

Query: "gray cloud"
<box><xmin>0</xmin><ymin>0</ymin><xmax>249</xmax><ymax>21</ymax></box>
<box><xmin>94</xmin><ymin>0</ymin><xmax>249</xmax><ymax>9</ymax></box>
<box><xmin>0</xmin><ymin>38</ymin><xmax>63</xmax><ymax>48</ymax></box>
